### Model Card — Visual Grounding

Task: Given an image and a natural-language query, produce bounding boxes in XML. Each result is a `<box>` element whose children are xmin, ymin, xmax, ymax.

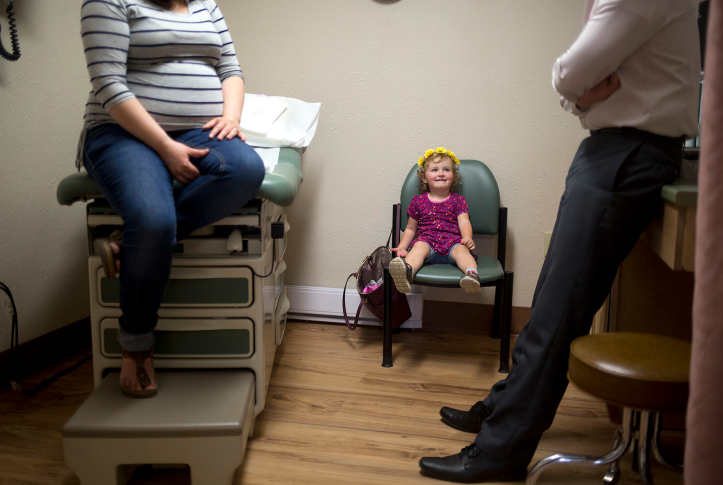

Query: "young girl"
<box><xmin>390</xmin><ymin>148</ymin><xmax>481</xmax><ymax>293</ymax></box>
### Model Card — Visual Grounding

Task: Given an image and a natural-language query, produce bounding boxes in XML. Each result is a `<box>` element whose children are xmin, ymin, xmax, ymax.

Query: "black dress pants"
<box><xmin>474</xmin><ymin>129</ymin><xmax>682</xmax><ymax>467</ymax></box>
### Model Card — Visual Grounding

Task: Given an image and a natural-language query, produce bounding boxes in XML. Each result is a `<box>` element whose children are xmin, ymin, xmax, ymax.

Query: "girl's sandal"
<box><xmin>460</xmin><ymin>270</ymin><xmax>482</xmax><ymax>293</ymax></box>
<box><xmin>100</xmin><ymin>229</ymin><xmax>123</xmax><ymax>278</ymax></box>
<box><xmin>120</xmin><ymin>347</ymin><xmax>158</xmax><ymax>398</ymax></box>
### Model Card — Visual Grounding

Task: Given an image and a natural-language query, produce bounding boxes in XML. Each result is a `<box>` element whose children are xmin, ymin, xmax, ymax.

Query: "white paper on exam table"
<box><xmin>242</xmin><ymin>94</ymin><xmax>321</xmax><ymax>149</ymax></box>
<box><xmin>252</xmin><ymin>147</ymin><xmax>281</xmax><ymax>174</ymax></box>
<box><xmin>240</xmin><ymin>95</ymin><xmax>287</xmax><ymax>135</ymax></box>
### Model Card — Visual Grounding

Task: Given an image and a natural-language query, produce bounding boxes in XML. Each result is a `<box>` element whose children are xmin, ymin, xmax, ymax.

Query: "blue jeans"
<box><xmin>83</xmin><ymin>124</ymin><xmax>265</xmax><ymax>352</ymax></box>
<box><xmin>422</xmin><ymin>242</ymin><xmax>463</xmax><ymax>265</ymax></box>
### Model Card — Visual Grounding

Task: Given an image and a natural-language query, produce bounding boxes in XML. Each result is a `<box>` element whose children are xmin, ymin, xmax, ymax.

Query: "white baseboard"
<box><xmin>286</xmin><ymin>285</ymin><xmax>423</xmax><ymax>329</ymax></box>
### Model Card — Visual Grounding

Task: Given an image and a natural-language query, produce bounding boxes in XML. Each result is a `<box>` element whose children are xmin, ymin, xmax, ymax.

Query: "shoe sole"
<box><xmin>389</xmin><ymin>258</ymin><xmax>412</xmax><ymax>293</ymax></box>
<box><xmin>100</xmin><ymin>241</ymin><xmax>116</xmax><ymax>279</ymax></box>
<box><xmin>121</xmin><ymin>386</ymin><xmax>158</xmax><ymax>398</ymax></box>
<box><xmin>460</xmin><ymin>275</ymin><xmax>481</xmax><ymax>293</ymax></box>
<box><xmin>420</xmin><ymin>468</ymin><xmax>527</xmax><ymax>483</ymax></box>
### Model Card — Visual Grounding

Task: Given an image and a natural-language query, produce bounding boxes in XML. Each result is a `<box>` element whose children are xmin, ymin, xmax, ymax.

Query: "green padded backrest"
<box><xmin>400</xmin><ymin>159</ymin><xmax>500</xmax><ymax>235</ymax></box>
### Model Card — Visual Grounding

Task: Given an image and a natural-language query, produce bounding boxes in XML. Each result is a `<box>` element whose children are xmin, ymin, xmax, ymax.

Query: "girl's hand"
<box><xmin>461</xmin><ymin>238</ymin><xmax>475</xmax><ymax>251</ymax></box>
<box><xmin>202</xmin><ymin>116</ymin><xmax>246</xmax><ymax>141</ymax></box>
<box><xmin>392</xmin><ymin>247</ymin><xmax>408</xmax><ymax>258</ymax></box>
<box><xmin>158</xmin><ymin>140</ymin><xmax>208</xmax><ymax>184</ymax></box>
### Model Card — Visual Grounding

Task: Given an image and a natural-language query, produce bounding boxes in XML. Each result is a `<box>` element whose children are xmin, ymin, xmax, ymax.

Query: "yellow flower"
<box><xmin>417</xmin><ymin>147</ymin><xmax>460</xmax><ymax>166</ymax></box>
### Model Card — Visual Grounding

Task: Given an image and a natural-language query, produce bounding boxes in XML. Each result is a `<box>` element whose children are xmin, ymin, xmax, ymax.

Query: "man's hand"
<box><xmin>461</xmin><ymin>238</ymin><xmax>475</xmax><ymax>251</ymax></box>
<box><xmin>576</xmin><ymin>73</ymin><xmax>621</xmax><ymax>110</ymax></box>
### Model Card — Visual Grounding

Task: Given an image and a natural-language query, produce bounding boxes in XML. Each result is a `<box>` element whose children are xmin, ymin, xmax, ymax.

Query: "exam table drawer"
<box><xmin>100</xmin><ymin>317</ymin><xmax>254</xmax><ymax>358</ymax></box>
<box><xmin>97</xmin><ymin>266</ymin><xmax>254</xmax><ymax>308</ymax></box>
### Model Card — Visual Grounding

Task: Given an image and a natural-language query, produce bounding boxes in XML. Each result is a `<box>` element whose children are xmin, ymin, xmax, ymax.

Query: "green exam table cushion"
<box><xmin>56</xmin><ymin>147</ymin><xmax>303</xmax><ymax>208</ymax></box>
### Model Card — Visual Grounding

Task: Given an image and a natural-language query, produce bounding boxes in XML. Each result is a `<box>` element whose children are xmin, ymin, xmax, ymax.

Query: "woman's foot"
<box><xmin>100</xmin><ymin>229</ymin><xmax>123</xmax><ymax>278</ymax></box>
<box><xmin>390</xmin><ymin>257</ymin><xmax>414</xmax><ymax>293</ymax></box>
<box><xmin>460</xmin><ymin>270</ymin><xmax>481</xmax><ymax>293</ymax></box>
<box><xmin>120</xmin><ymin>347</ymin><xmax>157</xmax><ymax>398</ymax></box>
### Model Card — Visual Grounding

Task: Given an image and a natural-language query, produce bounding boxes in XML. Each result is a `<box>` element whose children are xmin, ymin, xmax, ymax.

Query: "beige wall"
<box><xmin>0</xmin><ymin>0</ymin><xmax>586</xmax><ymax>352</ymax></box>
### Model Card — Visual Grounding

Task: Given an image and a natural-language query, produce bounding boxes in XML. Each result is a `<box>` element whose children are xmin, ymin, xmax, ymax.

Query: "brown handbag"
<box><xmin>342</xmin><ymin>242</ymin><xmax>412</xmax><ymax>330</ymax></box>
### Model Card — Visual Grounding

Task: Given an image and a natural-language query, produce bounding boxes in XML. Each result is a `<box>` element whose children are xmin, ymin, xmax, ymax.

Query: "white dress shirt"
<box><xmin>553</xmin><ymin>0</ymin><xmax>701</xmax><ymax>139</ymax></box>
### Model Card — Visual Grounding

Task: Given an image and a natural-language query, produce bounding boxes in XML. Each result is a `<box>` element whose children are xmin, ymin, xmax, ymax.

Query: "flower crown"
<box><xmin>417</xmin><ymin>147</ymin><xmax>460</xmax><ymax>167</ymax></box>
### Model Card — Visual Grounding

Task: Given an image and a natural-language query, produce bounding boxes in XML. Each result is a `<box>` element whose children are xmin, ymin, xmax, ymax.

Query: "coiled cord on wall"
<box><xmin>1</xmin><ymin>281</ymin><xmax>91</xmax><ymax>397</ymax></box>
<box><xmin>0</xmin><ymin>281</ymin><xmax>20</xmax><ymax>388</ymax></box>
<box><xmin>0</xmin><ymin>1</ymin><xmax>21</xmax><ymax>62</ymax></box>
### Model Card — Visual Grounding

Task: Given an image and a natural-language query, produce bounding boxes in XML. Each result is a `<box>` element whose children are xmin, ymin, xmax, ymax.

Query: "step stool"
<box><xmin>63</xmin><ymin>369</ymin><xmax>256</xmax><ymax>485</ymax></box>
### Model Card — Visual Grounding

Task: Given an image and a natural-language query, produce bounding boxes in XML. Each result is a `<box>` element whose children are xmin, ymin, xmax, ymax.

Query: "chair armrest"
<box><xmin>391</xmin><ymin>203</ymin><xmax>401</xmax><ymax>254</ymax></box>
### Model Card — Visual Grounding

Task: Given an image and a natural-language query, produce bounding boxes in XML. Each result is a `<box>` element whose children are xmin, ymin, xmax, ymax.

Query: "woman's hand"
<box><xmin>158</xmin><ymin>139</ymin><xmax>208</xmax><ymax>184</ymax></box>
<box><xmin>461</xmin><ymin>238</ymin><xmax>475</xmax><ymax>251</ymax></box>
<box><xmin>392</xmin><ymin>247</ymin><xmax>409</xmax><ymax>258</ymax></box>
<box><xmin>202</xmin><ymin>116</ymin><xmax>246</xmax><ymax>141</ymax></box>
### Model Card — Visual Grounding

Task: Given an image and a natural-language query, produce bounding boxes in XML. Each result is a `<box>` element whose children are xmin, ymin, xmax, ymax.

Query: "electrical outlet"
<box><xmin>4</xmin><ymin>300</ymin><xmax>13</xmax><ymax>315</ymax></box>
<box><xmin>544</xmin><ymin>231</ymin><xmax>552</xmax><ymax>257</ymax></box>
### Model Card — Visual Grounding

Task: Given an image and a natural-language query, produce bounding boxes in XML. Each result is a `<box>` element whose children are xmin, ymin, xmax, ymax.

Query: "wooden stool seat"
<box><xmin>569</xmin><ymin>333</ymin><xmax>690</xmax><ymax>412</ymax></box>
<box><xmin>528</xmin><ymin>333</ymin><xmax>691</xmax><ymax>485</ymax></box>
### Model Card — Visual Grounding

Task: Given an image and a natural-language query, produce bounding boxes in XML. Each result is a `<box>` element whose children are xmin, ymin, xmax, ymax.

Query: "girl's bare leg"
<box><xmin>451</xmin><ymin>244</ymin><xmax>477</xmax><ymax>273</ymax></box>
<box><xmin>405</xmin><ymin>242</ymin><xmax>431</xmax><ymax>273</ymax></box>
<box><xmin>452</xmin><ymin>245</ymin><xmax>481</xmax><ymax>293</ymax></box>
<box><xmin>390</xmin><ymin>242</ymin><xmax>430</xmax><ymax>293</ymax></box>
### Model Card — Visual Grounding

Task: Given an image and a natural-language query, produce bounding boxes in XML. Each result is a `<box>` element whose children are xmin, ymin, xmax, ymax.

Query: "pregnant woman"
<box><xmin>78</xmin><ymin>0</ymin><xmax>264</xmax><ymax>397</ymax></box>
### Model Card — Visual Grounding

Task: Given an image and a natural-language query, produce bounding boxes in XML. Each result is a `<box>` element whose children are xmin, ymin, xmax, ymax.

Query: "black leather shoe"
<box><xmin>440</xmin><ymin>401</ymin><xmax>491</xmax><ymax>433</ymax></box>
<box><xmin>419</xmin><ymin>444</ymin><xmax>527</xmax><ymax>483</ymax></box>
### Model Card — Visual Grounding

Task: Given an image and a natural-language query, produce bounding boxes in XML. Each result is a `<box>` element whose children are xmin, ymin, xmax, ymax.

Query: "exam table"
<box><xmin>56</xmin><ymin>148</ymin><xmax>303</xmax><ymax>485</ymax></box>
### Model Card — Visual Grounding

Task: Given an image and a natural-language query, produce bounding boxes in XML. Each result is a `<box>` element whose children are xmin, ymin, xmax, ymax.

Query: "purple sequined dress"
<box><xmin>407</xmin><ymin>192</ymin><xmax>476</xmax><ymax>259</ymax></box>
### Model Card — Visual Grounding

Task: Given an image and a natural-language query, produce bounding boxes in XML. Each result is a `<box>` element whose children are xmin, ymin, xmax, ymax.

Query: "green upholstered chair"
<box><xmin>382</xmin><ymin>159</ymin><xmax>513</xmax><ymax>372</ymax></box>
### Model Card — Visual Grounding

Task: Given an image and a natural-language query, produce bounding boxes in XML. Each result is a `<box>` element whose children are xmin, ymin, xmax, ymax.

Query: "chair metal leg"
<box><xmin>638</xmin><ymin>411</ymin><xmax>655</xmax><ymax>485</ymax></box>
<box><xmin>603</xmin><ymin>429</ymin><xmax>624</xmax><ymax>485</ymax></box>
<box><xmin>491</xmin><ymin>281</ymin><xmax>502</xmax><ymax>339</ymax></box>
<box><xmin>382</xmin><ymin>266</ymin><xmax>393</xmax><ymax>368</ymax></box>
<box><xmin>526</xmin><ymin>408</ymin><xmax>634</xmax><ymax>485</ymax></box>
<box><xmin>498</xmin><ymin>272</ymin><xmax>513</xmax><ymax>373</ymax></box>
<box><xmin>632</xmin><ymin>410</ymin><xmax>641</xmax><ymax>472</ymax></box>
<box><xmin>651</xmin><ymin>412</ymin><xmax>684</xmax><ymax>471</ymax></box>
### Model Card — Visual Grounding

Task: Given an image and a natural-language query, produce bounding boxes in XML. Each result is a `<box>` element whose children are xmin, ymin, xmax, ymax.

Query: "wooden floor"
<box><xmin>0</xmin><ymin>322</ymin><xmax>684</xmax><ymax>485</ymax></box>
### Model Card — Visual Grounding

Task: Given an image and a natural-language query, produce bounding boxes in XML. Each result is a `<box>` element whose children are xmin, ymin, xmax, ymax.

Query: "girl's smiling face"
<box><xmin>423</xmin><ymin>157</ymin><xmax>454</xmax><ymax>194</ymax></box>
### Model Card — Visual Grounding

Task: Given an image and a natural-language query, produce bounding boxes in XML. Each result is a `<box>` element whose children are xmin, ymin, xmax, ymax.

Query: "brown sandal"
<box><xmin>100</xmin><ymin>229</ymin><xmax>123</xmax><ymax>278</ymax></box>
<box><xmin>120</xmin><ymin>347</ymin><xmax>157</xmax><ymax>398</ymax></box>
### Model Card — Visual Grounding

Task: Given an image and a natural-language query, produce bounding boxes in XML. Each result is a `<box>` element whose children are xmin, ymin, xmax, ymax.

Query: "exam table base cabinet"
<box><xmin>87</xmin><ymin>197</ymin><xmax>289</xmax><ymax>419</ymax></box>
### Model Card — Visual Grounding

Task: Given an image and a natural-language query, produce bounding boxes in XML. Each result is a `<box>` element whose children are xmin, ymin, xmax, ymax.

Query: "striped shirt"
<box><xmin>80</xmin><ymin>0</ymin><xmax>243</xmax><ymax>145</ymax></box>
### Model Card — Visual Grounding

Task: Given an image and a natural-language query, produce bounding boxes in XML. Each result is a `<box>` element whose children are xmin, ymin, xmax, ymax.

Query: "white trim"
<box><xmin>286</xmin><ymin>285</ymin><xmax>423</xmax><ymax>329</ymax></box>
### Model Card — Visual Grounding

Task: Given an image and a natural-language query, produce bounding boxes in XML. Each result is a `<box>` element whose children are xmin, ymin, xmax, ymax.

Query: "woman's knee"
<box><xmin>223</xmin><ymin>143</ymin><xmax>265</xmax><ymax>190</ymax></box>
<box><xmin>123</xmin><ymin>204</ymin><xmax>176</xmax><ymax>247</ymax></box>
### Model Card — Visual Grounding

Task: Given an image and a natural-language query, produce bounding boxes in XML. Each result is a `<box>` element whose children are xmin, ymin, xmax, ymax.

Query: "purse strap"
<box><xmin>342</xmin><ymin>272</ymin><xmax>364</xmax><ymax>330</ymax></box>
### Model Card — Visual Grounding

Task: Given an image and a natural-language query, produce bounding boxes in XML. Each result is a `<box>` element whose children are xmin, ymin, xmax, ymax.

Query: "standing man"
<box><xmin>419</xmin><ymin>0</ymin><xmax>701</xmax><ymax>482</ymax></box>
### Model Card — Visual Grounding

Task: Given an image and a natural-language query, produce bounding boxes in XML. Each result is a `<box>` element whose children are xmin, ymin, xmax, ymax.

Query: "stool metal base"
<box><xmin>527</xmin><ymin>408</ymin><xmax>682</xmax><ymax>485</ymax></box>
